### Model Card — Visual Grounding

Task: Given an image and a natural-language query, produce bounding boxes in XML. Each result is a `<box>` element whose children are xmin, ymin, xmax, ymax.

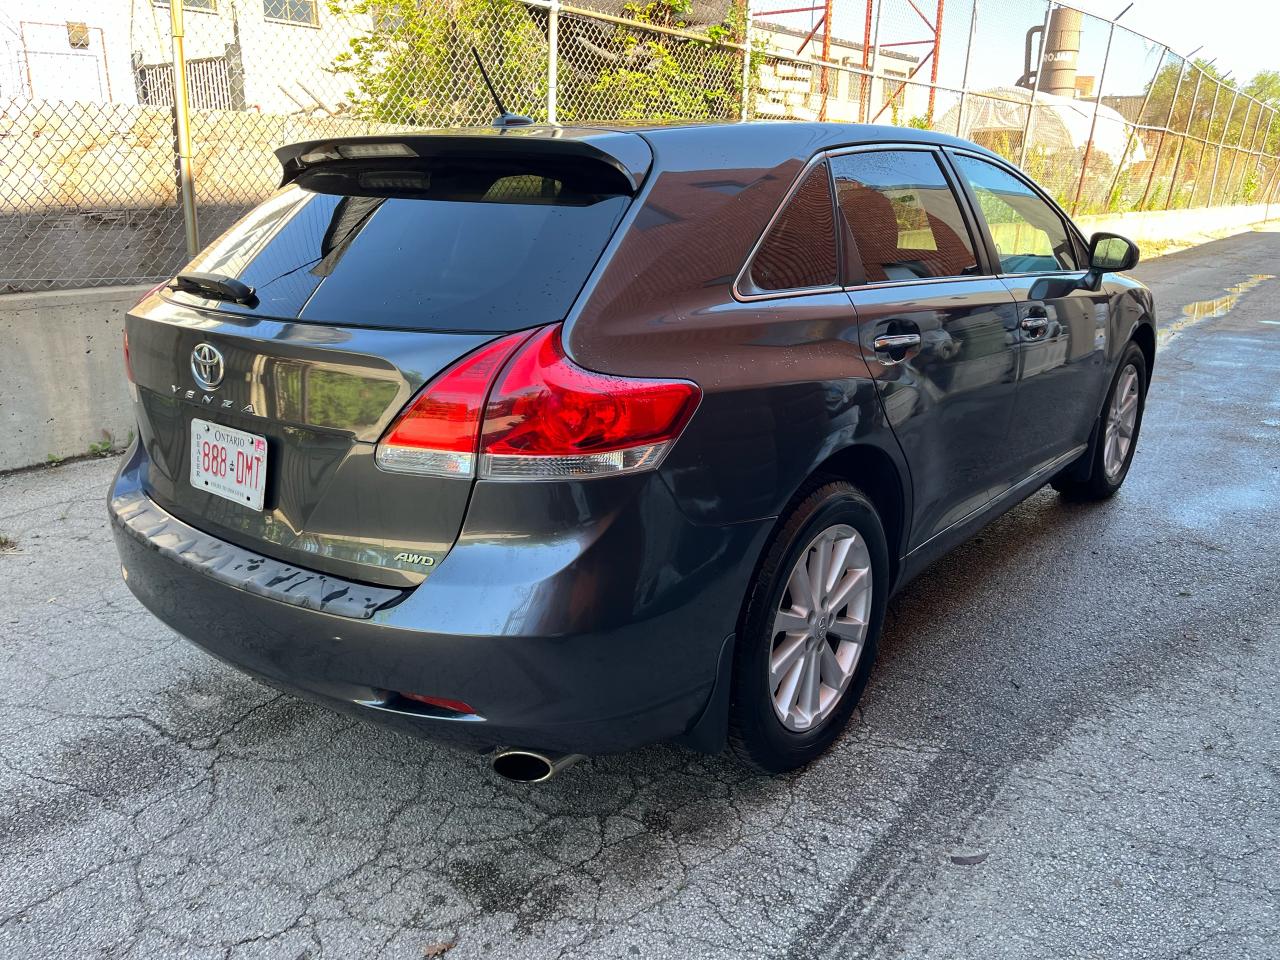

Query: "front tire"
<box><xmin>728</xmin><ymin>481</ymin><xmax>889</xmax><ymax>774</ymax></box>
<box><xmin>1052</xmin><ymin>341</ymin><xmax>1148</xmax><ymax>501</ymax></box>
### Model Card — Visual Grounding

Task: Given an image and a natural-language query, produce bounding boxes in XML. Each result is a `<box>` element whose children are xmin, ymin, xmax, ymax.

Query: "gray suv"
<box><xmin>110</xmin><ymin>122</ymin><xmax>1153</xmax><ymax>780</ymax></box>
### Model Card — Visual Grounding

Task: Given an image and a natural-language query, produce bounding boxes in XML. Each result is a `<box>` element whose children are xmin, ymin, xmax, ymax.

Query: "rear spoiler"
<box><xmin>276</xmin><ymin>128</ymin><xmax>653</xmax><ymax>193</ymax></box>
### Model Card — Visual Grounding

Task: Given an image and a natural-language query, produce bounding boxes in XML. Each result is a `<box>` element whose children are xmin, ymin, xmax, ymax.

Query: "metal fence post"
<box><xmin>1257</xmin><ymin>111</ymin><xmax>1277</xmax><ymax>208</ymax></box>
<box><xmin>1162</xmin><ymin>64</ymin><xmax>1203</xmax><ymax>209</ymax></box>
<box><xmin>1208</xmin><ymin>87</ymin><xmax>1240</xmax><ymax>207</ymax></box>
<box><xmin>1104</xmin><ymin>44</ymin><xmax>1163</xmax><ymax>212</ymax></box>
<box><xmin>1138</xmin><ymin>56</ymin><xmax>1187</xmax><ymax>210</ymax></box>
<box><xmin>1018</xmin><ymin>1</ymin><xmax>1055</xmax><ymax>167</ymax></box>
<box><xmin>170</xmin><ymin>0</ymin><xmax>199</xmax><ymax>257</ymax></box>
<box><xmin>740</xmin><ymin>0</ymin><xmax>754</xmax><ymax>121</ymax></box>
<box><xmin>1220</xmin><ymin>98</ymin><xmax>1252</xmax><ymax>205</ymax></box>
<box><xmin>1071</xmin><ymin>16</ymin><xmax>1116</xmax><ymax>214</ymax></box>
<box><xmin>547</xmin><ymin>0</ymin><xmax>560</xmax><ymax>124</ymax></box>
<box><xmin>865</xmin><ymin>0</ymin><xmax>884</xmax><ymax>124</ymax></box>
<box><xmin>954</xmin><ymin>0</ymin><xmax>980</xmax><ymax>136</ymax></box>
<box><xmin>1235</xmin><ymin>102</ymin><xmax>1268</xmax><ymax>202</ymax></box>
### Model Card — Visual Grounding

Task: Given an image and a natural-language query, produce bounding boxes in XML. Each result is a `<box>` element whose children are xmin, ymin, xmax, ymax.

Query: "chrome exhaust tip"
<box><xmin>491</xmin><ymin>747</ymin><xmax>584</xmax><ymax>783</ymax></box>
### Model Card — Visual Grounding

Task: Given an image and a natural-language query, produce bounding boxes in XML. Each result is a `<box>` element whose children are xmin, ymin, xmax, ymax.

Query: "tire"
<box><xmin>728</xmin><ymin>481</ymin><xmax>889</xmax><ymax>774</ymax></box>
<box><xmin>1052</xmin><ymin>341</ymin><xmax>1148</xmax><ymax>501</ymax></box>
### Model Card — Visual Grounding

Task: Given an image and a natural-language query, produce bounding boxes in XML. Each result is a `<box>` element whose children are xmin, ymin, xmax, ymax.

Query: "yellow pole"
<box><xmin>170</xmin><ymin>1</ymin><xmax>199</xmax><ymax>257</ymax></box>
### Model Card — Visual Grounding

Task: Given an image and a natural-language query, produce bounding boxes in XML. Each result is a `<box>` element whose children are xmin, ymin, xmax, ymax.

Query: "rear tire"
<box><xmin>728</xmin><ymin>481</ymin><xmax>889</xmax><ymax>774</ymax></box>
<box><xmin>1052</xmin><ymin>341</ymin><xmax>1148</xmax><ymax>501</ymax></box>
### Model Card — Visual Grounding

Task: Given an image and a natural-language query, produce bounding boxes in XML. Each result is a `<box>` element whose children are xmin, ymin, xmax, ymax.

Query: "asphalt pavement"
<box><xmin>1</xmin><ymin>227</ymin><xmax>1278</xmax><ymax>960</ymax></box>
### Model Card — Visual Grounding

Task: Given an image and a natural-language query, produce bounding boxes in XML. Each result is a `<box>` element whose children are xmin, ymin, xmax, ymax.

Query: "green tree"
<box><xmin>328</xmin><ymin>0</ymin><xmax>548</xmax><ymax>126</ymax></box>
<box><xmin>575</xmin><ymin>1</ymin><xmax>751</xmax><ymax>123</ymax></box>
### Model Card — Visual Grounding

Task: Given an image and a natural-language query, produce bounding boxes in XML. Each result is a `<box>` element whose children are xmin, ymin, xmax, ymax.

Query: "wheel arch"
<box><xmin>1130</xmin><ymin>318</ymin><xmax>1156</xmax><ymax>381</ymax></box>
<box><xmin>809</xmin><ymin>442</ymin><xmax>910</xmax><ymax>590</ymax></box>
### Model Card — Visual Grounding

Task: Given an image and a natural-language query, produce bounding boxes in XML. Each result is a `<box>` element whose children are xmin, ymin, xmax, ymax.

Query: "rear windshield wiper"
<box><xmin>169</xmin><ymin>271</ymin><xmax>258</xmax><ymax>306</ymax></box>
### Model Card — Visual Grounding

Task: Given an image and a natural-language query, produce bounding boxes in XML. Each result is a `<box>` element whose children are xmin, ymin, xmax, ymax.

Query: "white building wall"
<box><xmin>0</xmin><ymin>2</ymin><xmax>136</xmax><ymax>103</ymax></box>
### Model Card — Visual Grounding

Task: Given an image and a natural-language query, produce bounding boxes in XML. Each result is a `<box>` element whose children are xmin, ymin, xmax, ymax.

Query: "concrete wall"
<box><xmin>1077</xmin><ymin>204</ymin><xmax>1280</xmax><ymax>251</ymax></box>
<box><xmin>0</xmin><ymin>284</ymin><xmax>147</xmax><ymax>472</ymax></box>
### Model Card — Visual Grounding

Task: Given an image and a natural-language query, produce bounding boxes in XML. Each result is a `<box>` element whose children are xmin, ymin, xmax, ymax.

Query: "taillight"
<box><xmin>375</xmin><ymin>331</ymin><xmax>533</xmax><ymax>477</ymax></box>
<box><xmin>374</xmin><ymin>325</ymin><xmax>700</xmax><ymax>481</ymax></box>
<box><xmin>479</xmin><ymin>326</ymin><xmax>700</xmax><ymax>480</ymax></box>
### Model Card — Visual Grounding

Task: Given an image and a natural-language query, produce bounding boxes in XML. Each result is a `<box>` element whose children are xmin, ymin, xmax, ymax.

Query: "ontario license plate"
<box><xmin>190</xmin><ymin>418</ymin><xmax>268</xmax><ymax>511</ymax></box>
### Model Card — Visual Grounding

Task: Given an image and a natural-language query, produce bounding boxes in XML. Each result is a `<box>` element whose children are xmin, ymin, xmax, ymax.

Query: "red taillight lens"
<box><xmin>375</xmin><ymin>324</ymin><xmax>700</xmax><ymax>481</ymax></box>
<box><xmin>375</xmin><ymin>331</ymin><xmax>532</xmax><ymax>477</ymax></box>
<box><xmin>479</xmin><ymin>326</ymin><xmax>700</xmax><ymax>479</ymax></box>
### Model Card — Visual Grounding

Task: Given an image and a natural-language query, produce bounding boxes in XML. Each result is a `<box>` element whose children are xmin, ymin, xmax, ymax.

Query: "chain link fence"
<box><xmin>2</xmin><ymin>0</ymin><xmax>1277</xmax><ymax>292</ymax></box>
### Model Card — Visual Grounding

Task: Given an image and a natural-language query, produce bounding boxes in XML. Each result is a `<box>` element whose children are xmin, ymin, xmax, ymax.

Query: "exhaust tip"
<box><xmin>491</xmin><ymin>748</ymin><xmax>584</xmax><ymax>783</ymax></box>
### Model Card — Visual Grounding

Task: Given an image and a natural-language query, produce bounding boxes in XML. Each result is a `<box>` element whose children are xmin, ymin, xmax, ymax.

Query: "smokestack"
<box><xmin>1040</xmin><ymin>6</ymin><xmax>1082</xmax><ymax>98</ymax></box>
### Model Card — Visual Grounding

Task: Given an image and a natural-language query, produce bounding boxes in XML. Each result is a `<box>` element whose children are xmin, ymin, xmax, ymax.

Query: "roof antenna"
<box><xmin>470</xmin><ymin>46</ymin><xmax>534</xmax><ymax>128</ymax></box>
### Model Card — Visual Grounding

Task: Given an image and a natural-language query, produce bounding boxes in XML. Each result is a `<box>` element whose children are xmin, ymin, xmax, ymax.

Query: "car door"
<box><xmin>832</xmin><ymin>147</ymin><xmax>1024</xmax><ymax>551</ymax></box>
<box><xmin>946</xmin><ymin>151</ymin><xmax>1108</xmax><ymax>479</ymax></box>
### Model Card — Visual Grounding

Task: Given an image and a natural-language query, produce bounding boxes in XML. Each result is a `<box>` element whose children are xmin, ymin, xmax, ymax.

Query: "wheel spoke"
<box><xmin>788</xmin><ymin>560</ymin><xmax>814</xmax><ymax>614</ymax></box>
<box><xmin>798</xmin><ymin>646</ymin><xmax>820</xmax><ymax>719</ymax></box>
<box><xmin>770</xmin><ymin>633</ymin><xmax>807</xmax><ymax>687</ymax></box>
<box><xmin>825</xmin><ymin>565</ymin><xmax>869</xmax><ymax>616</ymax></box>
<box><xmin>829</xmin><ymin>616</ymin><xmax>865</xmax><ymax>642</ymax></box>
<box><xmin>809</xmin><ymin>542</ymin><xmax>829</xmax><ymax>610</ymax></box>
<box><xmin>774</xmin><ymin>608</ymin><xmax>809</xmax><ymax>634</ymax></box>
<box><xmin>775</xmin><ymin>656</ymin><xmax>804</xmax><ymax>718</ymax></box>
<box><xmin>819</xmin><ymin>640</ymin><xmax>845</xmax><ymax>686</ymax></box>
<box><xmin>828</xmin><ymin>536</ymin><xmax>854</xmax><ymax>586</ymax></box>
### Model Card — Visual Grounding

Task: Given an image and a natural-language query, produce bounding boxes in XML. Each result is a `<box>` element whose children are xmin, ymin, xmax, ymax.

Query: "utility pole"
<box><xmin>170</xmin><ymin>0</ymin><xmax>199</xmax><ymax>256</ymax></box>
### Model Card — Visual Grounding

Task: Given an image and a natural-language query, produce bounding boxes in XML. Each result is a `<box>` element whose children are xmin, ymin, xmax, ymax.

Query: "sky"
<box><xmin>1070</xmin><ymin>0</ymin><xmax>1277</xmax><ymax>84</ymax></box>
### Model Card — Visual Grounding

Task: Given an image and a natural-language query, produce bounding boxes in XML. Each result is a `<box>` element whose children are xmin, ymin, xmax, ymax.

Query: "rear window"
<box><xmin>177</xmin><ymin>154</ymin><xmax>633</xmax><ymax>332</ymax></box>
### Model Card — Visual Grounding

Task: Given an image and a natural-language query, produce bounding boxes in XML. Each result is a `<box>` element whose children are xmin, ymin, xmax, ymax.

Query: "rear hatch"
<box><xmin>125</xmin><ymin>130</ymin><xmax>649</xmax><ymax>588</ymax></box>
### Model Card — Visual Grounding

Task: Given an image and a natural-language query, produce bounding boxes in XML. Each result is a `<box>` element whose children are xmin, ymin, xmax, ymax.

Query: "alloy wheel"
<box><xmin>1104</xmin><ymin>363</ymin><xmax>1140</xmax><ymax>480</ymax></box>
<box><xmin>768</xmin><ymin>524</ymin><xmax>873</xmax><ymax>732</ymax></box>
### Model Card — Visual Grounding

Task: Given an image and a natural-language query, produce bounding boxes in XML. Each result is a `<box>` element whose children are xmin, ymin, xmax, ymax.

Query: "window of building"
<box><xmin>153</xmin><ymin>0</ymin><xmax>218</xmax><ymax>11</ymax></box>
<box><xmin>745</xmin><ymin>162</ymin><xmax>839</xmax><ymax>293</ymax></box>
<box><xmin>951</xmin><ymin>154</ymin><xmax>1077</xmax><ymax>274</ymax></box>
<box><xmin>264</xmin><ymin>0</ymin><xmax>318</xmax><ymax>25</ymax></box>
<box><xmin>831</xmin><ymin>150</ymin><xmax>979</xmax><ymax>283</ymax></box>
<box><xmin>66</xmin><ymin>22</ymin><xmax>90</xmax><ymax>49</ymax></box>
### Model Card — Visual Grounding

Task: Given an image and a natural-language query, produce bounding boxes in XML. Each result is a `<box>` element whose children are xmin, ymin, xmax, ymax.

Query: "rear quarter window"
<box><xmin>742</xmin><ymin>162</ymin><xmax>839</xmax><ymax>295</ymax></box>
<box><xmin>175</xmin><ymin>155</ymin><xmax>633</xmax><ymax>332</ymax></box>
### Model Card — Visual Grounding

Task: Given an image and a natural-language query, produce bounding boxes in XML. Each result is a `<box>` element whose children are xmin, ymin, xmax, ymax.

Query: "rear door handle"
<box><xmin>873</xmin><ymin>333</ymin><xmax>922</xmax><ymax>352</ymax></box>
<box><xmin>872</xmin><ymin>332</ymin><xmax>922</xmax><ymax>365</ymax></box>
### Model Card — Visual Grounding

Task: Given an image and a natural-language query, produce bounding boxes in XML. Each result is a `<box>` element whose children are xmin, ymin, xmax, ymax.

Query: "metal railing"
<box><xmin>1</xmin><ymin>0</ymin><xmax>1276</xmax><ymax>292</ymax></box>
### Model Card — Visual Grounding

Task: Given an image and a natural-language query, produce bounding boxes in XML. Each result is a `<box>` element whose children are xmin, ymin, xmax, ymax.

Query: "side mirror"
<box><xmin>1081</xmin><ymin>232</ymin><xmax>1139</xmax><ymax>290</ymax></box>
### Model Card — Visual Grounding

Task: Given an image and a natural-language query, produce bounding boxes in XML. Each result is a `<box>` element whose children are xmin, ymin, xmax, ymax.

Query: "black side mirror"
<box><xmin>1081</xmin><ymin>232</ymin><xmax>1139</xmax><ymax>290</ymax></box>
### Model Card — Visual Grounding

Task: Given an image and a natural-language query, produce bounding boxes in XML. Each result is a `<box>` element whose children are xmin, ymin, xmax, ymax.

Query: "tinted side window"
<box><xmin>747</xmin><ymin>162</ymin><xmax>838</xmax><ymax>292</ymax></box>
<box><xmin>831</xmin><ymin>150</ymin><xmax>978</xmax><ymax>283</ymax></box>
<box><xmin>952</xmin><ymin>154</ymin><xmax>1077</xmax><ymax>273</ymax></box>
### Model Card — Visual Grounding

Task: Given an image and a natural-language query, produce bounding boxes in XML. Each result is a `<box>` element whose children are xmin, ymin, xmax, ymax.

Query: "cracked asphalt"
<box><xmin>2</xmin><ymin>227</ymin><xmax>1279</xmax><ymax>960</ymax></box>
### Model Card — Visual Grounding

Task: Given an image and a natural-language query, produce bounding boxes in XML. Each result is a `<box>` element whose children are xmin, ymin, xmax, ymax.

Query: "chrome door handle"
<box><xmin>873</xmin><ymin>333</ymin><xmax>922</xmax><ymax>353</ymax></box>
<box><xmin>1020</xmin><ymin>316</ymin><xmax>1049</xmax><ymax>333</ymax></box>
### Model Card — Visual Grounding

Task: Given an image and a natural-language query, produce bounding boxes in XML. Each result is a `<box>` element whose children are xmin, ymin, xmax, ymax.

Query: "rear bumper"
<box><xmin>110</xmin><ymin>443</ymin><xmax>768</xmax><ymax>756</ymax></box>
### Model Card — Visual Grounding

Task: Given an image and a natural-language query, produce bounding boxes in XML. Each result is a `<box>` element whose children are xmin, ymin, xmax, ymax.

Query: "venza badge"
<box><xmin>190</xmin><ymin>342</ymin><xmax>225</xmax><ymax>391</ymax></box>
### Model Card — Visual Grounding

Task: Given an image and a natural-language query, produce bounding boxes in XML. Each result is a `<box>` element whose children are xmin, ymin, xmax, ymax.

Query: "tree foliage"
<box><xmin>328</xmin><ymin>0</ymin><xmax>548</xmax><ymax>126</ymax></box>
<box><xmin>328</xmin><ymin>0</ymin><xmax>753</xmax><ymax>126</ymax></box>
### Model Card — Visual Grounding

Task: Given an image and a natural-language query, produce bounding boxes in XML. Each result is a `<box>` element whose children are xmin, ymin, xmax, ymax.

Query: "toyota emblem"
<box><xmin>191</xmin><ymin>342</ymin><xmax>225</xmax><ymax>390</ymax></box>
